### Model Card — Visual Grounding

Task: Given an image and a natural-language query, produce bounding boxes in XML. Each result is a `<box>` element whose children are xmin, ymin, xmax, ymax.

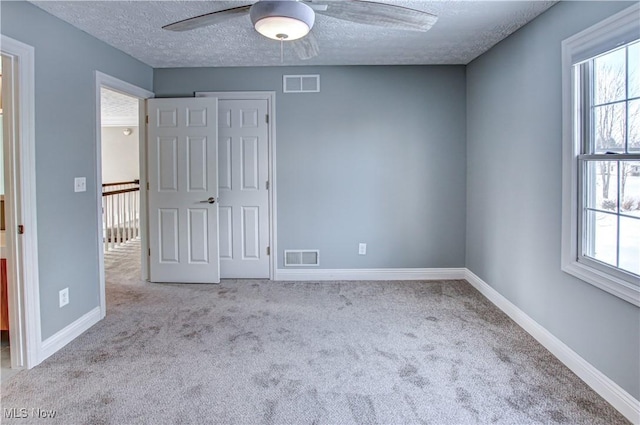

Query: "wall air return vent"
<box><xmin>283</xmin><ymin>75</ymin><xmax>320</xmax><ymax>93</ymax></box>
<box><xmin>284</xmin><ymin>250</ymin><xmax>320</xmax><ymax>267</ymax></box>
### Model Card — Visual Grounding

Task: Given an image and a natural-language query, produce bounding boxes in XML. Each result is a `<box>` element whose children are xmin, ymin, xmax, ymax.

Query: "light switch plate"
<box><xmin>74</xmin><ymin>177</ymin><xmax>86</xmax><ymax>192</ymax></box>
<box><xmin>358</xmin><ymin>243</ymin><xmax>367</xmax><ymax>255</ymax></box>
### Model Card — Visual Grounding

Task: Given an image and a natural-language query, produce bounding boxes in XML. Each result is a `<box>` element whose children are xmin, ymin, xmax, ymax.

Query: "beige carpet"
<box><xmin>0</xmin><ymin>240</ymin><xmax>629</xmax><ymax>424</ymax></box>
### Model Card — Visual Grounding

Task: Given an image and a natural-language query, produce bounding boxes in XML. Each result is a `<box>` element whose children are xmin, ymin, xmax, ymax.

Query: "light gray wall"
<box><xmin>154</xmin><ymin>65</ymin><xmax>467</xmax><ymax>269</ymax></box>
<box><xmin>101</xmin><ymin>126</ymin><xmax>140</xmax><ymax>184</ymax></box>
<box><xmin>466</xmin><ymin>1</ymin><xmax>640</xmax><ymax>399</ymax></box>
<box><xmin>1</xmin><ymin>1</ymin><xmax>153</xmax><ymax>339</ymax></box>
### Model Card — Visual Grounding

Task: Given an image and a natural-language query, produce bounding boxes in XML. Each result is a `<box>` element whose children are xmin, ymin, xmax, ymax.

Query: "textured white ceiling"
<box><xmin>101</xmin><ymin>87</ymin><xmax>138</xmax><ymax>127</ymax></box>
<box><xmin>31</xmin><ymin>1</ymin><xmax>557</xmax><ymax>68</ymax></box>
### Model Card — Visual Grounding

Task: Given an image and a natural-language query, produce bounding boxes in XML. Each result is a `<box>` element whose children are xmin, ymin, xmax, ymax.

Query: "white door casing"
<box><xmin>147</xmin><ymin>98</ymin><xmax>220</xmax><ymax>283</ymax></box>
<box><xmin>217</xmin><ymin>99</ymin><xmax>270</xmax><ymax>278</ymax></box>
<box><xmin>1</xmin><ymin>36</ymin><xmax>41</xmax><ymax>369</ymax></box>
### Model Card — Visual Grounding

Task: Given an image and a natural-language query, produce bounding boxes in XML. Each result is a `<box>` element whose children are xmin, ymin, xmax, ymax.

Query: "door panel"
<box><xmin>219</xmin><ymin>137</ymin><xmax>232</xmax><ymax>190</ymax></box>
<box><xmin>242</xmin><ymin>206</ymin><xmax>260</xmax><ymax>259</ymax></box>
<box><xmin>159</xmin><ymin>209</ymin><xmax>179</xmax><ymax>263</ymax></box>
<box><xmin>219</xmin><ymin>206</ymin><xmax>233</xmax><ymax>259</ymax></box>
<box><xmin>158</xmin><ymin>137</ymin><xmax>178</xmax><ymax>191</ymax></box>
<box><xmin>187</xmin><ymin>208</ymin><xmax>208</xmax><ymax>263</ymax></box>
<box><xmin>241</xmin><ymin>108</ymin><xmax>259</xmax><ymax>128</ymax></box>
<box><xmin>148</xmin><ymin>98</ymin><xmax>220</xmax><ymax>283</ymax></box>
<box><xmin>187</xmin><ymin>137</ymin><xmax>208</xmax><ymax>191</ymax></box>
<box><xmin>242</xmin><ymin>137</ymin><xmax>259</xmax><ymax>190</ymax></box>
<box><xmin>217</xmin><ymin>99</ymin><xmax>270</xmax><ymax>278</ymax></box>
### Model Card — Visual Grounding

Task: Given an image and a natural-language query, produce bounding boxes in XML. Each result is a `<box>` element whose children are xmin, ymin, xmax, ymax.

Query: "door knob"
<box><xmin>199</xmin><ymin>197</ymin><xmax>216</xmax><ymax>204</ymax></box>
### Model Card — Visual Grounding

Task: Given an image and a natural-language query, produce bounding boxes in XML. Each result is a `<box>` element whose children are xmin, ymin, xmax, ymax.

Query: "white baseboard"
<box><xmin>39</xmin><ymin>306</ymin><xmax>102</xmax><ymax>363</ymax></box>
<box><xmin>275</xmin><ymin>268</ymin><xmax>466</xmax><ymax>281</ymax></box>
<box><xmin>464</xmin><ymin>269</ymin><xmax>640</xmax><ymax>424</ymax></box>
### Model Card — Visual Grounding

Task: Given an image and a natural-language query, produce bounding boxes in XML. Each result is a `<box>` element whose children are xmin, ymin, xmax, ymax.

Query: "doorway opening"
<box><xmin>95</xmin><ymin>72</ymin><xmax>153</xmax><ymax>317</ymax></box>
<box><xmin>100</xmin><ymin>88</ymin><xmax>141</xmax><ymax>262</ymax></box>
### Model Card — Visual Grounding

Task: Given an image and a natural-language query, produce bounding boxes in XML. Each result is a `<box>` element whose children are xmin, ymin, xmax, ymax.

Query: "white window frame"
<box><xmin>561</xmin><ymin>3</ymin><xmax>640</xmax><ymax>307</ymax></box>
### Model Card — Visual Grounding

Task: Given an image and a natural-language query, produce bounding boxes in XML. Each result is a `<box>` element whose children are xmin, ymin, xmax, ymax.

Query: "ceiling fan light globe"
<box><xmin>250</xmin><ymin>0</ymin><xmax>315</xmax><ymax>41</ymax></box>
<box><xmin>254</xmin><ymin>16</ymin><xmax>310</xmax><ymax>41</ymax></box>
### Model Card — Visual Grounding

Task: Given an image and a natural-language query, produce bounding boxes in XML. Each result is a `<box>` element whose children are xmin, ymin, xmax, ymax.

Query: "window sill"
<box><xmin>562</xmin><ymin>260</ymin><xmax>640</xmax><ymax>307</ymax></box>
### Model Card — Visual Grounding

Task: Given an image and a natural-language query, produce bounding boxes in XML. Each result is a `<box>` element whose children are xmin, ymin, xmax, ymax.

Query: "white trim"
<box><xmin>275</xmin><ymin>268</ymin><xmax>466</xmax><ymax>281</ymax></box>
<box><xmin>561</xmin><ymin>261</ymin><xmax>639</xmax><ymax>306</ymax></box>
<box><xmin>95</xmin><ymin>71</ymin><xmax>154</xmax><ymax>317</ymax></box>
<box><xmin>95</xmin><ymin>72</ymin><xmax>155</xmax><ymax>100</ymax></box>
<box><xmin>39</xmin><ymin>307</ymin><xmax>101</xmax><ymax>362</ymax></box>
<box><xmin>138</xmin><ymin>98</ymin><xmax>149</xmax><ymax>282</ymax></box>
<box><xmin>195</xmin><ymin>91</ymin><xmax>278</xmax><ymax>280</ymax></box>
<box><xmin>560</xmin><ymin>3</ymin><xmax>640</xmax><ymax>307</ymax></box>
<box><xmin>1</xmin><ymin>35</ymin><xmax>42</xmax><ymax>370</ymax></box>
<box><xmin>563</xmin><ymin>3</ymin><xmax>640</xmax><ymax>65</ymax></box>
<box><xmin>464</xmin><ymin>269</ymin><xmax>640</xmax><ymax>424</ymax></box>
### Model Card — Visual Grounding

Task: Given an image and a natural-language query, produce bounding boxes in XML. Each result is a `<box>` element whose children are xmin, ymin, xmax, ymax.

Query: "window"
<box><xmin>562</xmin><ymin>4</ymin><xmax>640</xmax><ymax>306</ymax></box>
<box><xmin>580</xmin><ymin>43</ymin><xmax>639</xmax><ymax>276</ymax></box>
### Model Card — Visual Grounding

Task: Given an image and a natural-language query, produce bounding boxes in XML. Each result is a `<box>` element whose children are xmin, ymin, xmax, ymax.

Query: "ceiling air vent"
<box><xmin>283</xmin><ymin>75</ymin><xmax>320</xmax><ymax>93</ymax></box>
<box><xmin>284</xmin><ymin>250</ymin><xmax>320</xmax><ymax>267</ymax></box>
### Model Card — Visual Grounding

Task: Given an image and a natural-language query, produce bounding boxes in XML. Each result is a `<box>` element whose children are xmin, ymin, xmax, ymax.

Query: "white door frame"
<box><xmin>195</xmin><ymin>91</ymin><xmax>277</xmax><ymax>280</ymax></box>
<box><xmin>1</xmin><ymin>35</ymin><xmax>41</xmax><ymax>369</ymax></box>
<box><xmin>95</xmin><ymin>72</ymin><xmax>153</xmax><ymax>317</ymax></box>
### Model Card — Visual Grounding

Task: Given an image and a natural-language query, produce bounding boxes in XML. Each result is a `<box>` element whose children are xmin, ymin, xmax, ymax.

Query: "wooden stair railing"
<box><xmin>102</xmin><ymin>179</ymin><xmax>140</xmax><ymax>252</ymax></box>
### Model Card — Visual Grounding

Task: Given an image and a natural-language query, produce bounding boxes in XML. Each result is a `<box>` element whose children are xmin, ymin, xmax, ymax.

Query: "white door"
<box><xmin>218</xmin><ymin>99</ymin><xmax>270</xmax><ymax>278</ymax></box>
<box><xmin>147</xmin><ymin>98</ymin><xmax>220</xmax><ymax>283</ymax></box>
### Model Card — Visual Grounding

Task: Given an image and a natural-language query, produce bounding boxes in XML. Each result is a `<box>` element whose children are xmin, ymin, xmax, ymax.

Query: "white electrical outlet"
<box><xmin>59</xmin><ymin>288</ymin><xmax>69</xmax><ymax>307</ymax></box>
<box><xmin>74</xmin><ymin>177</ymin><xmax>86</xmax><ymax>192</ymax></box>
<box><xmin>358</xmin><ymin>243</ymin><xmax>367</xmax><ymax>255</ymax></box>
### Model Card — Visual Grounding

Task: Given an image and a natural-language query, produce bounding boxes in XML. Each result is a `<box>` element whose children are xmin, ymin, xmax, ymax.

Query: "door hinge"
<box><xmin>266</xmin><ymin>114</ymin><xmax>269</xmax><ymax>124</ymax></box>
<box><xmin>266</xmin><ymin>181</ymin><xmax>269</xmax><ymax>190</ymax></box>
<box><xmin>267</xmin><ymin>246</ymin><xmax>270</xmax><ymax>256</ymax></box>
<box><xmin>148</xmin><ymin>248</ymin><xmax>151</xmax><ymax>257</ymax></box>
<box><xmin>17</xmin><ymin>225</ymin><xmax>24</xmax><ymax>235</ymax></box>
<box><xmin>146</xmin><ymin>115</ymin><xmax>149</xmax><ymax>125</ymax></box>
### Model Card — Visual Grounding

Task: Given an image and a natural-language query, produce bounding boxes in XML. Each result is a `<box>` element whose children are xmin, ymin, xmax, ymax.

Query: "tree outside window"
<box><xmin>583</xmin><ymin>41</ymin><xmax>640</xmax><ymax>276</ymax></box>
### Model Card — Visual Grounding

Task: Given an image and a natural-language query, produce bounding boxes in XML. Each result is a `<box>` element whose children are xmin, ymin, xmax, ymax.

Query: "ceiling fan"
<box><xmin>162</xmin><ymin>0</ymin><xmax>438</xmax><ymax>60</ymax></box>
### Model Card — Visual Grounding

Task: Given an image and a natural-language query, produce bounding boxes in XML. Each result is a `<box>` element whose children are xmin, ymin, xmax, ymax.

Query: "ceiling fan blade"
<box><xmin>305</xmin><ymin>0</ymin><xmax>437</xmax><ymax>32</ymax></box>
<box><xmin>163</xmin><ymin>4</ymin><xmax>253</xmax><ymax>32</ymax></box>
<box><xmin>291</xmin><ymin>32</ymin><xmax>320</xmax><ymax>60</ymax></box>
